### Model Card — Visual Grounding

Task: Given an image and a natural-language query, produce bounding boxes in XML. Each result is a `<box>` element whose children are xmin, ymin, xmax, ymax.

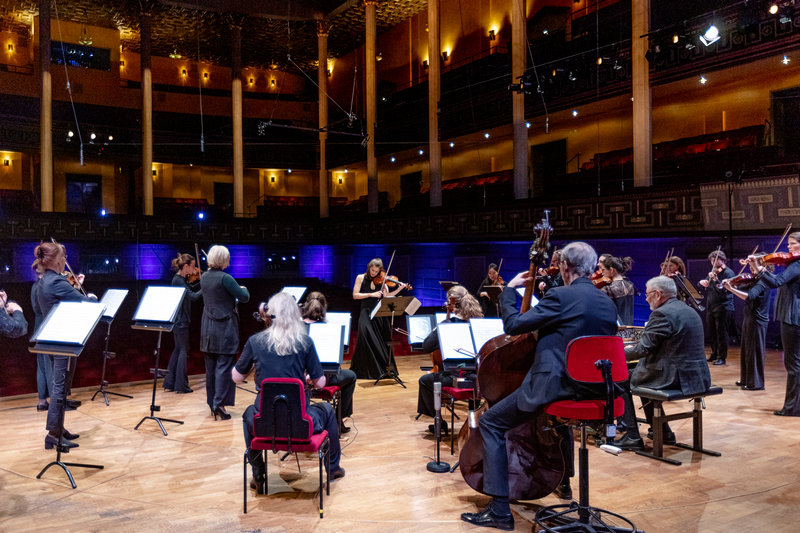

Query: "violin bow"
<box><xmin>50</xmin><ymin>237</ymin><xmax>88</xmax><ymax>296</ymax></box>
<box><xmin>660</xmin><ymin>248</ymin><xmax>674</xmax><ymax>276</ymax></box>
<box><xmin>380</xmin><ymin>250</ymin><xmax>397</xmax><ymax>294</ymax></box>
<box><xmin>737</xmin><ymin>246</ymin><xmax>759</xmax><ymax>275</ymax></box>
<box><xmin>194</xmin><ymin>243</ymin><xmax>203</xmax><ymax>273</ymax></box>
<box><xmin>771</xmin><ymin>223</ymin><xmax>792</xmax><ymax>254</ymax></box>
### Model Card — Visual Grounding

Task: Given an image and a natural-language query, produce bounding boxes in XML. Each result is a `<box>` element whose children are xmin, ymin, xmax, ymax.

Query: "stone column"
<box><xmin>632</xmin><ymin>0</ymin><xmax>653</xmax><ymax>187</ymax></box>
<box><xmin>428</xmin><ymin>0</ymin><xmax>442</xmax><ymax>207</ymax></box>
<box><xmin>231</xmin><ymin>18</ymin><xmax>244</xmax><ymax>217</ymax></box>
<box><xmin>512</xmin><ymin>0</ymin><xmax>529</xmax><ymax>199</ymax></box>
<box><xmin>39</xmin><ymin>0</ymin><xmax>52</xmax><ymax>212</ymax></box>
<box><xmin>140</xmin><ymin>4</ymin><xmax>154</xmax><ymax>215</ymax></box>
<box><xmin>317</xmin><ymin>21</ymin><xmax>330</xmax><ymax>218</ymax></box>
<box><xmin>365</xmin><ymin>0</ymin><xmax>378</xmax><ymax>213</ymax></box>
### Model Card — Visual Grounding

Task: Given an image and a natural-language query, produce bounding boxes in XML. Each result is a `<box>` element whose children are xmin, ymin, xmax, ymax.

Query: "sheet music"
<box><xmin>133</xmin><ymin>286</ymin><xmax>185</xmax><ymax>323</ymax></box>
<box><xmin>282</xmin><ymin>286</ymin><xmax>307</xmax><ymax>302</ymax></box>
<box><xmin>469</xmin><ymin>318</ymin><xmax>505</xmax><ymax>352</ymax></box>
<box><xmin>325</xmin><ymin>312</ymin><xmax>352</xmax><ymax>345</ymax></box>
<box><xmin>100</xmin><ymin>288</ymin><xmax>129</xmax><ymax>319</ymax></box>
<box><xmin>437</xmin><ymin>322</ymin><xmax>477</xmax><ymax>360</ymax></box>
<box><xmin>32</xmin><ymin>301</ymin><xmax>107</xmax><ymax>345</ymax></box>
<box><xmin>435</xmin><ymin>312</ymin><xmax>447</xmax><ymax>324</ymax></box>
<box><xmin>514</xmin><ymin>287</ymin><xmax>539</xmax><ymax>307</ymax></box>
<box><xmin>308</xmin><ymin>322</ymin><xmax>345</xmax><ymax>364</ymax></box>
<box><xmin>407</xmin><ymin>314</ymin><xmax>434</xmax><ymax>344</ymax></box>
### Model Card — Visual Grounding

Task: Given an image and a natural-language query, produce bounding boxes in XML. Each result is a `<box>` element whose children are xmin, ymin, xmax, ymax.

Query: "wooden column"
<box><xmin>512</xmin><ymin>0</ymin><xmax>529</xmax><ymax>199</ymax></box>
<box><xmin>428</xmin><ymin>0</ymin><xmax>442</xmax><ymax>207</ymax></box>
<box><xmin>365</xmin><ymin>0</ymin><xmax>378</xmax><ymax>213</ymax></box>
<box><xmin>231</xmin><ymin>19</ymin><xmax>244</xmax><ymax>217</ymax></box>
<box><xmin>632</xmin><ymin>0</ymin><xmax>653</xmax><ymax>187</ymax></box>
<box><xmin>39</xmin><ymin>0</ymin><xmax>52</xmax><ymax>212</ymax></box>
<box><xmin>317</xmin><ymin>21</ymin><xmax>330</xmax><ymax>219</ymax></box>
<box><xmin>140</xmin><ymin>6</ymin><xmax>154</xmax><ymax>216</ymax></box>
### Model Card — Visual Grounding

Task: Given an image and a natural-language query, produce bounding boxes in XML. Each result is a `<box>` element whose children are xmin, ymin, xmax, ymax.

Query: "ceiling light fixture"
<box><xmin>699</xmin><ymin>25</ymin><xmax>720</xmax><ymax>46</ymax></box>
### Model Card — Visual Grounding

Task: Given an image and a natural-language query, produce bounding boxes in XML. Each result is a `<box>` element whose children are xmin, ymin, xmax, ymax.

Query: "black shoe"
<box><xmin>707</xmin><ymin>356</ymin><xmax>717</xmax><ymax>362</ymax></box>
<box><xmin>331</xmin><ymin>467</ymin><xmax>346</xmax><ymax>480</ymax></box>
<box><xmin>340</xmin><ymin>424</ymin><xmax>351</xmax><ymax>434</ymax></box>
<box><xmin>176</xmin><ymin>387</ymin><xmax>193</xmax><ymax>394</ymax></box>
<box><xmin>735</xmin><ymin>381</ymin><xmax>743</xmax><ymax>387</ymax></box>
<box><xmin>66</xmin><ymin>399</ymin><xmax>82</xmax><ymax>409</ymax></box>
<box><xmin>45</xmin><ymin>434</ymin><xmax>78</xmax><ymax>451</ymax></box>
<box><xmin>37</xmin><ymin>401</ymin><xmax>49</xmax><ymax>412</ymax></box>
<box><xmin>614</xmin><ymin>434</ymin><xmax>644</xmax><ymax>450</ymax></box>
<box><xmin>713</xmin><ymin>359</ymin><xmax>726</xmax><ymax>365</ymax></box>
<box><xmin>742</xmin><ymin>385</ymin><xmax>764</xmax><ymax>391</ymax></box>
<box><xmin>554</xmin><ymin>481</ymin><xmax>572</xmax><ymax>500</ymax></box>
<box><xmin>213</xmin><ymin>406</ymin><xmax>231</xmax><ymax>420</ymax></box>
<box><xmin>249</xmin><ymin>476</ymin><xmax>266</xmax><ymax>494</ymax></box>
<box><xmin>645</xmin><ymin>429</ymin><xmax>677</xmax><ymax>445</ymax></box>
<box><xmin>774</xmin><ymin>409</ymin><xmax>800</xmax><ymax>416</ymax></box>
<box><xmin>62</xmin><ymin>430</ymin><xmax>79</xmax><ymax>440</ymax></box>
<box><xmin>460</xmin><ymin>506</ymin><xmax>514</xmax><ymax>530</ymax></box>
<box><xmin>428</xmin><ymin>421</ymin><xmax>449</xmax><ymax>436</ymax></box>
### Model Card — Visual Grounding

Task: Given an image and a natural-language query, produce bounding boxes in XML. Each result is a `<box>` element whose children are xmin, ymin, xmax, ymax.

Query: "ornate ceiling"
<box><xmin>0</xmin><ymin>0</ymin><xmax>428</xmax><ymax>70</ymax></box>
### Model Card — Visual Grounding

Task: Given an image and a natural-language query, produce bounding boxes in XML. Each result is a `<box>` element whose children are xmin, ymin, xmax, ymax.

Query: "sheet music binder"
<box><xmin>30</xmin><ymin>301</ymin><xmax>107</xmax><ymax>356</ymax></box>
<box><xmin>325</xmin><ymin>311</ymin><xmax>352</xmax><ymax>351</ymax></box>
<box><xmin>406</xmin><ymin>314</ymin><xmax>436</xmax><ymax>350</ymax></box>
<box><xmin>99</xmin><ymin>288</ymin><xmax>129</xmax><ymax>323</ymax></box>
<box><xmin>308</xmin><ymin>322</ymin><xmax>345</xmax><ymax>373</ymax></box>
<box><xmin>436</xmin><ymin>322</ymin><xmax>477</xmax><ymax>369</ymax></box>
<box><xmin>131</xmin><ymin>286</ymin><xmax>186</xmax><ymax>332</ymax></box>
<box><xmin>281</xmin><ymin>286</ymin><xmax>307</xmax><ymax>303</ymax></box>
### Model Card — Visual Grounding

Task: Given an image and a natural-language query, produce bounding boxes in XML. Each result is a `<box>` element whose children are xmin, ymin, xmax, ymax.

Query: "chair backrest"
<box><xmin>253</xmin><ymin>378</ymin><xmax>314</xmax><ymax>448</ymax></box>
<box><xmin>565</xmin><ymin>335</ymin><xmax>628</xmax><ymax>385</ymax></box>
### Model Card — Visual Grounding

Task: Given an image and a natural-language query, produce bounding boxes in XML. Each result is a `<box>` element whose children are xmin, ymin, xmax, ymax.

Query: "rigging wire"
<box><xmin>196</xmin><ymin>4</ymin><xmax>205</xmax><ymax>152</ymax></box>
<box><xmin>52</xmin><ymin>0</ymin><xmax>85</xmax><ymax>165</ymax></box>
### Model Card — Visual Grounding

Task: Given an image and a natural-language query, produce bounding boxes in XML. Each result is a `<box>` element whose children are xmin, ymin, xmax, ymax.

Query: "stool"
<box><xmin>630</xmin><ymin>385</ymin><xmax>723</xmax><ymax>466</ymax></box>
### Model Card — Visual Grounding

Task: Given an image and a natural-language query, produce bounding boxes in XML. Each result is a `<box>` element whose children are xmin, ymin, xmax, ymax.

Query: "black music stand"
<box><xmin>674</xmin><ymin>274</ymin><xmax>705</xmax><ymax>312</ymax></box>
<box><xmin>31</xmin><ymin>301</ymin><xmax>107</xmax><ymax>488</ymax></box>
<box><xmin>91</xmin><ymin>289</ymin><xmax>131</xmax><ymax>406</ymax></box>
<box><xmin>370</xmin><ymin>296</ymin><xmax>421</xmax><ymax>388</ymax></box>
<box><xmin>438</xmin><ymin>281</ymin><xmax>460</xmax><ymax>292</ymax></box>
<box><xmin>131</xmin><ymin>286</ymin><xmax>186</xmax><ymax>436</ymax></box>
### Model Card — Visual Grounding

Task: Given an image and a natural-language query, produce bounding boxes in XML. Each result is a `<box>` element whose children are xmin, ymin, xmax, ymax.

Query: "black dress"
<box><xmin>349</xmin><ymin>275</ymin><xmax>394</xmax><ymax>379</ymax></box>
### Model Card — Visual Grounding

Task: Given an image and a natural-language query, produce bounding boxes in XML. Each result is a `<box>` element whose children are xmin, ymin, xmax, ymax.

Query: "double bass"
<box><xmin>458</xmin><ymin>211</ymin><xmax>566</xmax><ymax>500</ymax></box>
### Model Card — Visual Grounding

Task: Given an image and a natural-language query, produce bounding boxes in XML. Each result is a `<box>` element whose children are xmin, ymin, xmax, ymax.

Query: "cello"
<box><xmin>458</xmin><ymin>211</ymin><xmax>566</xmax><ymax>500</ymax></box>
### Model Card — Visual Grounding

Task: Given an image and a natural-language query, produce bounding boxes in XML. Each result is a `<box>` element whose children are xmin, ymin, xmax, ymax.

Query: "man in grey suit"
<box><xmin>460</xmin><ymin>242</ymin><xmax>619</xmax><ymax>531</ymax></box>
<box><xmin>614</xmin><ymin>275</ymin><xmax>711</xmax><ymax>450</ymax></box>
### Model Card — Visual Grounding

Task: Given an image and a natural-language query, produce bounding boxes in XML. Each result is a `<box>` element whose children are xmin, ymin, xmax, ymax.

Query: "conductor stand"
<box><xmin>92</xmin><ymin>289</ymin><xmax>131</xmax><ymax>405</ymax></box>
<box><xmin>31</xmin><ymin>300</ymin><xmax>108</xmax><ymax>488</ymax></box>
<box><xmin>370</xmin><ymin>295</ymin><xmax>420</xmax><ymax>388</ymax></box>
<box><xmin>131</xmin><ymin>285</ymin><xmax>187</xmax><ymax>436</ymax></box>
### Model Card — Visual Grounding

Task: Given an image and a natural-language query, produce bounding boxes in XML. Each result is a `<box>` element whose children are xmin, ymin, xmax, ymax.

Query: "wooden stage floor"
<box><xmin>1</xmin><ymin>348</ymin><xmax>799</xmax><ymax>532</ymax></box>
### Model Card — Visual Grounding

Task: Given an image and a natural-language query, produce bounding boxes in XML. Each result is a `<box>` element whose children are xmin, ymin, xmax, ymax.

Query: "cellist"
<box><xmin>460</xmin><ymin>242</ymin><xmax>618</xmax><ymax>531</ymax></box>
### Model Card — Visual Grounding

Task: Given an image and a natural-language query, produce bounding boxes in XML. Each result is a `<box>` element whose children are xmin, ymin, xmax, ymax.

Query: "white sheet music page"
<box><xmin>408</xmin><ymin>315</ymin><xmax>433</xmax><ymax>344</ymax></box>
<box><xmin>325</xmin><ymin>312</ymin><xmax>352</xmax><ymax>343</ymax></box>
<box><xmin>308</xmin><ymin>323</ymin><xmax>344</xmax><ymax>364</ymax></box>
<box><xmin>515</xmin><ymin>287</ymin><xmax>539</xmax><ymax>307</ymax></box>
<box><xmin>34</xmin><ymin>301</ymin><xmax>107</xmax><ymax>345</ymax></box>
<box><xmin>282</xmin><ymin>286</ymin><xmax>307</xmax><ymax>302</ymax></box>
<box><xmin>100</xmin><ymin>289</ymin><xmax>129</xmax><ymax>319</ymax></box>
<box><xmin>133</xmin><ymin>286</ymin><xmax>185</xmax><ymax>322</ymax></box>
<box><xmin>437</xmin><ymin>322</ymin><xmax>477</xmax><ymax>360</ymax></box>
<box><xmin>469</xmin><ymin>318</ymin><xmax>506</xmax><ymax>352</ymax></box>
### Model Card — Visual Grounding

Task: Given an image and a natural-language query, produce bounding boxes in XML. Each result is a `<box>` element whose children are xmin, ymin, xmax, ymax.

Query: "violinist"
<box><xmin>460</xmin><ymin>242</ymin><xmax>618</xmax><ymax>530</ymax></box>
<box><xmin>164</xmin><ymin>253</ymin><xmax>203</xmax><ymax>394</ymax></box>
<box><xmin>233</xmin><ymin>291</ymin><xmax>344</xmax><ymax>493</ymax></box>
<box><xmin>416</xmin><ymin>285</ymin><xmax>483</xmax><ymax>434</ymax></box>
<box><xmin>698</xmin><ymin>250</ymin><xmax>735</xmax><ymax>365</ymax></box>
<box><xmin>349</xmin><ymin>258</ymin><xmax>405</xmax><ymax>379</ymax></box>
<box><xmin>0</xmin><ymin>289</ymin><xmax>27</xmax><ymax>339</ymax></box>
<box><xmin>536</xmin><ymin>249</ymin><xmax>563</xmax><ymax>298</ymax></box>
<box><xmin>750</xmin><ymin>232</ymin><xmax>800</xmax><ymax>416</ymax></box>
<box><xmin>599</xmin><ymin>256</ymin><xmax>636</xmax><ymax>326</ymax></box>
<box><xmin>722</xmin><ymin>262</ymin><xmax>771</xmax><ymax>391</ymax></box>
<box><xmin>661</xmin><ymin>256</ymin><xmax>686</xmax><ymax>278</ymax></box>
<box><xmin>302</xmin><ymin>291</ymin><xmax>357</xmax><ymax>432</ymax></box>
<box><xmin>478</xmin><ymin>263</ymin><xmax>504</xmax><ymax>317</ymax></box>
<box><xmin>30</xmin><ymin>269</ymin><xmax>52</xmax><ymax>412</ymax></box>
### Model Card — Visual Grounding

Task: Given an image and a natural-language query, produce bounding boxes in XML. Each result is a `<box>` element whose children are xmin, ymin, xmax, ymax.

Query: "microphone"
<box><xmin>427</xmin><ymin>381</ymin><xmax>450</xmax><ymax>473</ymax></box>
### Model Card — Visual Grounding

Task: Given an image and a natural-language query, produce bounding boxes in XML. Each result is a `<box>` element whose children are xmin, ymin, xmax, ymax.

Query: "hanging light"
<box><xmin>78</xmin><ymin>24</ymin><xmax>92</xmax><ymax>46</ymax></box>
<box><xmin>699</xmin><ymin>25</ymin><xmax>720</xmax><ymax>46</ymax></box>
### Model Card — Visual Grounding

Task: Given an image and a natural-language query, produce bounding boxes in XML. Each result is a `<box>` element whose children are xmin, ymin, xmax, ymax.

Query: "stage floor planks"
<box><xmin>1</xmin><ymin>348</ymin><xmax>800</xmax><ymax>532</ymax></box>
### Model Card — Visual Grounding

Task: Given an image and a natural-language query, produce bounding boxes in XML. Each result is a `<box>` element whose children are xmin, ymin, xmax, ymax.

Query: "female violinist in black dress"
<box><xmin>600</xmin><ymin>255</ymin><xmax>636</xmax><ymax>325</ymax></box>
<box><xmin>164</xmin><ymin>253</ymin><xmax>203</xmax><ymax>394</ymax></box>
<box><xmin>349</xmin><ymin>258</ymin><xmax>405</xmax><ymax>379</ymax></box>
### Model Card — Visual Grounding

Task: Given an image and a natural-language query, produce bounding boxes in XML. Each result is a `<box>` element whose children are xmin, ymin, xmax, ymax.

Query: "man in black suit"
<box><xmin>614</xmin><ymin>275</ymin><xmax>711</xmax><ymax>450</ymax></box>
<box><xmin>461</xmin><ymin>242</ymin><xmax>618</xmax><ymax>531</ymax></box>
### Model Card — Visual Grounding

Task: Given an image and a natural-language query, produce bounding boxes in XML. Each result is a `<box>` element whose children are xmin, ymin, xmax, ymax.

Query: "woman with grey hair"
<box><xmin>200</xmin><ymin>245</ymin><xmax>250</xmax><ymax>420</ymax></box>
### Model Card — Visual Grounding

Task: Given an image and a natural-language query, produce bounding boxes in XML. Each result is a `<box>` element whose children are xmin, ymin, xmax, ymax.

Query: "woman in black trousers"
<box><xmin>164</xmin><ymin>253</ymin><xmax>202</xmax><ymax>394</ymax></box>
<box><xmin>200</xmin><ymin>245</ymin><xmax>249</xmax><ymax>420</ymax></box>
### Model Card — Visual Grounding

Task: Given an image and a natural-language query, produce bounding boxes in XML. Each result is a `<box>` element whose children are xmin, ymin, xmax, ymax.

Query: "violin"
<box><xmin>592</xmin><ymin>276</ymin><xmax>612</xmax><ymax>289</ymax></box>
<box><xmin>61</xmin><ymin>271</ymin><xmax>82</xmax><ymax>289</ymax></box>
<box><xmin>373</xmin><ymin>270</ymin><xmax>412</xmax><ymax>290</ymax></box>
<box><xmin>188</xmin><ymin>243</ymin><xmax>203</xmax><ymax>287</ymax></box>
<box><xmin>759</xmin><ymin>251</ymin><xmax>800</xmax><ymax>267</ymax></box>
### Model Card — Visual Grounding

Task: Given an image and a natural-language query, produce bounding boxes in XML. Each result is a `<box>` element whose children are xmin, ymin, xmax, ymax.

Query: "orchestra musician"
<box><xmin>722</xmin><ymin>263</ymin><xmax>771</xmax><ymax>391</ymax></box>
<box><xmin>749</xmin><ymin>232</ymin><xmax>800</xmax><ymax>416</ymax></box>
<box><xmin>662</xmin><ymin>256</ymin><xmax>686</xmax><ymax>278</ymax></box>
<box><xmin>614</xmin><ymin>276</ymin><xmax>711</xmax><ymax>450</ymax></box>
<box><xmin>32</xmin><ymin>241</ymin><xmax>96</xmax><ymax>451</ymax></box>
<box><xmin>233</xmin><ymin>291</ymin><xmax>345</xmax><ymax>493</ymax></box>
<box><xmin>416</xmin><ymin>285</ymin><xmax>483</xmax><ymax>434</ymax></box>
<box><xmin>0</xmin><ymin>289</ymin><xmax>27</xmax><ymax>338</ymax></box>
<box><xmin>536</xmin><ymin>249</ymin><xmax>563</xmax><ymax>298</ymax></box>
<box><xmin>349</xmin><ymin>258</ymin><xmax>405</xmax><ymax>379</ymax></box>
<box><xmin>200</xmin><ymin>245</ymin><xmax>250</xmax><ymax>421</ymax></box>
<box><xmin>460</xmin><ymin>242</ymin><xmax>618</xmax><ymax>530</ymax></box>
<box><xmin>164</xmin><ymin>253</ymin><xmax>203</xmax><ymax>394</ymax></box>
<box><xmin>477</xmin><ymin>263</ymin><xmax>504</xmax><ymax>317</ymax></box>
<box><xmin>699</xmin><ymin>250</ymin><xmax>735</xmax><ymax>365</ymax></box>
<box><xmin>30</xmin><ymin>270</ymin><xmax>52</xmax><ymax>412</ymax></box>
<box><xmin>302</xmin><ymin>291</ymin><xmax>357</xmax><ymax>432</ymax></box>
<box><xmin>599</xmin><ymin>256</ymin><xmax>636</xmax><ymax>326</ymax></box>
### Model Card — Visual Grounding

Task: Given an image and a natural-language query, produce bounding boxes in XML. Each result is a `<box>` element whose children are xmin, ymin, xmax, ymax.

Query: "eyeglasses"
<box><xmin>645</xmin><ymin>289</ymin><xmax>660</xmax><ymax>297</ymax></box>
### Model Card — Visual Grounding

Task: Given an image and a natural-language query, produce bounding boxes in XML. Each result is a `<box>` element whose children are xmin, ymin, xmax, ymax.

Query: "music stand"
<box><xmin>482</xmin><ymin>285</ymin><xmax>503</xmax><ymax>303</ymax></box>
<box><xmin>673</xmin><ymin>274</ymin><xmax>705</xmax><ymax>312</ymax></box>
<box><xmin>91</xmin><ymin>289</ymin><xmax>131</xmax><ymax>405</ymax></box>
<box><xmin>370</xmin><ymin>296</ymin><xmax>421</xmax><ymax>387</ymax></box>
<box><xmin>438</xmin><ymin>281</ymin><xmax>460</xmax><ymax>292</ymax></box>
<box><xmin>131</xmin><ymin>286</ymin><xmax>186</xmax><ymax>436</ymax></box>
<box><xmin>30</xmin><ymin>301</ymin><xmax>107</xmax><ymax>488</ymax></box>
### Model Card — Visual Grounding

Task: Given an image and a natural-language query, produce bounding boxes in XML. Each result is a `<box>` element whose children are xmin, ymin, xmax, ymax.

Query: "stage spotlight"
<box><xmin>197</xmin><ymin>212</ymin><xmax>205</xmax><ymax>220</ymax></box>
<box><xmin>769</xmin><ymin>3</ymin><xmax>779</xmax><ymax>16</ymax></box>
<box><xmin>700</xmin><ymin>25</ymin><xmax>720</xmax><ymax>46</ymax></box>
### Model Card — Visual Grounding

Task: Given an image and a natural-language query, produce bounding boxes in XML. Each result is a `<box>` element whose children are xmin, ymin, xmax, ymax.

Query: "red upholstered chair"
<box><xmin>535</xmin><ymin>336</ymin><xmax>638</xmax><ymax>533</ymax></box>
<box><xmin>310</xmin><ymin>385</ymin><xmax>342</xmax><ymax>432</ymax></box>
<box><xmin>441</xmin><ymin>385</ymin><xmax>474</xmax><ymax>454</ymax></box>
<box><xmin>244</xmin><ymin>378</ymin><xmax>331</xmax><ymax>517</ymax></box>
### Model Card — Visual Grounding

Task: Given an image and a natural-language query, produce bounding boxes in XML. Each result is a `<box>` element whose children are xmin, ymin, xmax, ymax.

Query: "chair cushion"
<box><xmin>250</xmin><ymin>430</ymin><xmax>329</xmax><ymax>453</ymax></box>
<box><xmin>311</xmin><ymin>385</ymin><xmax>341</xmax><ymax>401</ymax></box>
<box><xmin>631</xmin><ymin>385</ymin><xmax>723</xmax><ymax>402</ymax></box>
<box><xmin>545</xmin><ymin>397</ymin><xmax>625</xmax><ymax>420</ymax></box>
<box><xmin>441</xmin><ymin>386</ymin><xmax>474</xmax><ymax>401</ymax></box>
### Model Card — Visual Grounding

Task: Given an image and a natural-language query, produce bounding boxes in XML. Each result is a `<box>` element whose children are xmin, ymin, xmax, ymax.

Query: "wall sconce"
<box><xmin>376</xmin><ymin>52</ymin><xmax>382</xmax><ymax>62</ymax></box>
<box><xmin>181</xmin><ymin>68</ymin><xmax>187</xmax><ymax>77</ymax></box>
<box><xmin>488</xmin><ymin>29</ymin><xmax>496</xmax><ymax>41</ymax></box>
<box><xmin>7</xmin><ymin>43</ymin><xmax>13</xmax><ymax>52</ymax></box>
<box><xmin>248</xmin><ymin>77</ymin><xmax>254</xmax><ymax>85</ymax></box>
<box><xmin>152</xmin><ymin>169</ymin><xmax>157</xmax><ymax>177</ymax></box>
<box><xmin>442</xmin><ymin>50</ymin><xmax>449</xmax><ymax>62</ymax></box>
<box><xmin>327</xmin><ymin>56</ymin><xmax>335</xmax><ymax>77</ymax></box>
<box><xmin>422</xmin><ymin>59</ymin><xmax>428</xmax><ymax>70</ymax></box>
<box><xmin>337</xmin><ymin>176</ymin><xmax>343</xmax><ymax>184</ymax></box>
<box><xmin>120</xmin><ymin>59</ymin><xmax>125</xmax><ymax>67</ymax></box>
<box><xmin>270</xmin><ymin>176</ymin><xmax>276</xmax><ymax>183</ymax></box>
<box><xmin>203</xmin><ymin>72</ymin><xmax>209</xmax><ymax>81</ymax></box>
<box><xmin>4</xmin><ymin>158</ymin><xmax>10</xmax><ymax>166</ymax></box>
<box><xmin>270</xmin><ymin>79</ymin><xmax>276</xmax><ymax>86</ymax></box>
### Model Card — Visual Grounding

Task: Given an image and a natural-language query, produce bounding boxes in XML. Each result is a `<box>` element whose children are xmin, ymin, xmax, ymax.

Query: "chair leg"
<box><xmin>318</xmin><ymin>446</ymin><xmax>324</xmax><ymax>519</ymax></box>
<box><xmin>450</xmin><ymin>397</ymin><xmax>455</xmax><ymax>455</ymax></box>
<box><xmin>294</xmin><ymin>452</ymin><xmax>301</xmax><ymax>473</ymax></box>
<box><xmin>243</xmin><ymin>451</ymin><xmax>248</xmax><ymax>514</ymax></box>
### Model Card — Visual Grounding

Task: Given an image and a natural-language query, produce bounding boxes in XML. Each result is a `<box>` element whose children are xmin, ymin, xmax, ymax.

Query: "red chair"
<box><xmin>535</xmin><ymin>336</ymin><xmax>638</xmax><ymax>533</ymax></box>
<box><xmin>311</xmin><ymin>385</ymin><xmax>343</xmax><ymax>432</ymax></box>
<box><xmin>244</xmin><ymin>378</ymin><xmax>331</xmax><ymax>517</ymax></box>
<box><xmin>441</xmin><ymin>385</ymin><xmax>474</xmax><ymax>454</ymax></box>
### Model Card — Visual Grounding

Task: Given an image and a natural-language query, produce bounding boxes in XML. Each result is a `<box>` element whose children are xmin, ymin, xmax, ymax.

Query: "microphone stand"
<box><xmin>427</xmin><ymin>381</ymin><xmax>450</xmax><ymax>473</ymax></box>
